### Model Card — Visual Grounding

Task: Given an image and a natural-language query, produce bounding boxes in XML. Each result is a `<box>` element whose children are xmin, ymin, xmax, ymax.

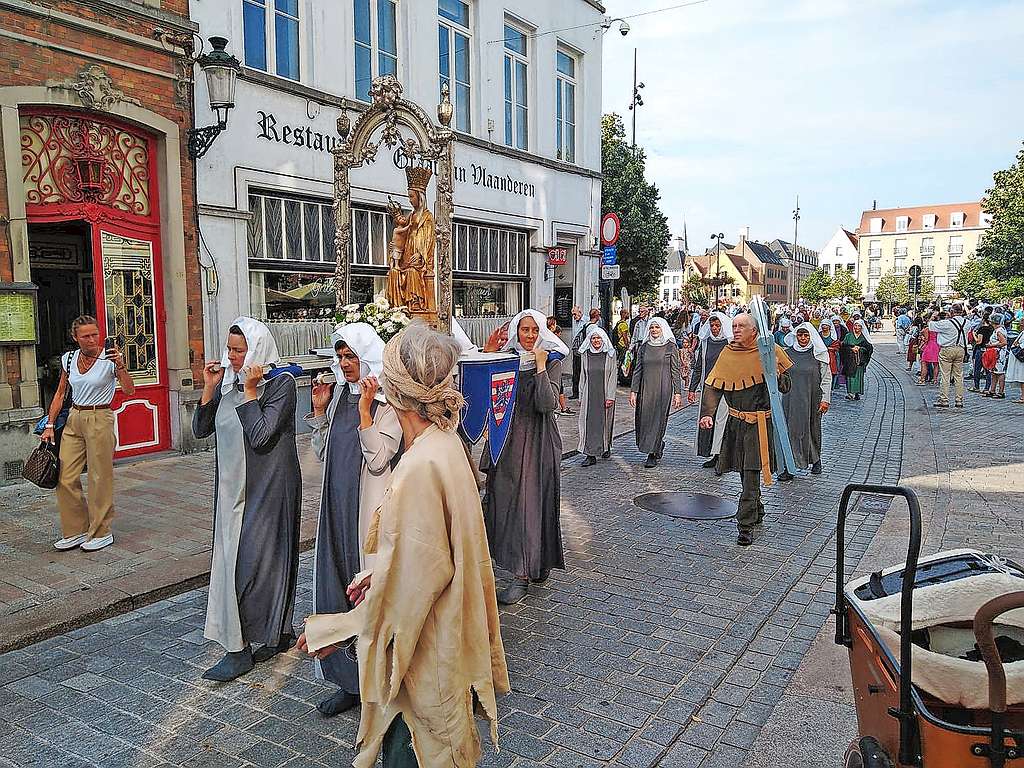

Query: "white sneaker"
<box><xmin>53</xmin><ymin>534</ymin><xmax>88</xmax><ymax>551</ymax></box>
<box><xmin>81</xmin><ymin>534</ymin><xmax>114</xmax><ymax>552</ymax></box>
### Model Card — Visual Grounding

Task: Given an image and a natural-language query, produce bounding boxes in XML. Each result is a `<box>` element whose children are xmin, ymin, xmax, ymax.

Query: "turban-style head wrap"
<box><xmin>381</xmin><ymin>323</ymin><xmax>465</xmax><ymax>432</ymax></box>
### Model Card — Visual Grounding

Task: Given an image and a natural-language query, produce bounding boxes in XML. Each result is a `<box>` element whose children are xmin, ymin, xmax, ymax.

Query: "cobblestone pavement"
<box><xmin>745</xmin><ymin>339</ymin><xmax>1024</xmax><ymax>768</ymax></box>
<box><xmin>0</xmin><ymin>358</ymin><xmax>908</xmax><ymax>768</ymax></box>
<box><xmin>0</xmin><ymin>386</ymin><xmax>667</xmax><ymax>652</ymax></box>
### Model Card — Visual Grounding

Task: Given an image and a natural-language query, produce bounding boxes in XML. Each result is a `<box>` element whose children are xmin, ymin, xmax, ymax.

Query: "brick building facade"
<box><xmin>0</xmin><ymin>0</ymin><xmax>203</xmax><ymax>481</ymax></box>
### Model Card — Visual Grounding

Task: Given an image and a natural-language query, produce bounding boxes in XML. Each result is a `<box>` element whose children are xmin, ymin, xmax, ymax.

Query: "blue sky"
<box><xmin>600</xmin><ymin>0</ymin><xmax>1024</xmax><ymax>253</ymax></box>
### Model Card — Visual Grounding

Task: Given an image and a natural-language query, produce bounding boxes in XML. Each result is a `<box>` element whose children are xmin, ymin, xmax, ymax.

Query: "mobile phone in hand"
<box><xmin>104</xmin><ymin>337</ymin><xmax>116</xmax><ymax>353</ymax></box>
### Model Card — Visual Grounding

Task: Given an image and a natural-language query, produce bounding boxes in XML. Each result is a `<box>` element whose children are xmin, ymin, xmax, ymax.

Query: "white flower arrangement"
<box><xmin>335</xmin><ymin>294</ymin><xmax>413</xmax><ymax>342</ymax></box>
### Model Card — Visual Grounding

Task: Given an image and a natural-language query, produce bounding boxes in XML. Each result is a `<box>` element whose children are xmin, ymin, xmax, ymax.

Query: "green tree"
<box><xmin>799</xmin><ymin>269</ymin><xmax>832</xmax><ymax>302</ymax></box>
<box><xmin>827</xmin><ymin>269</ymin><xmax>863</xmax><ymax>300</ymax></box>
<box><xmin>952</xmin><ymin>257</ymin><xmax>1024</xmax><ymax>301</ymax></box>
<box><xmin>682</xmin><ymin>273</ymin><xmax>708</xmax><ymax>306</ymax></box>
<box><xmin>601</xmin><ymin>114</ymin><xmax>671</xmax><ymax>296</ymax></box>
<box><xmin>874</xmin><ymin>271</ymin><xmax>909</xmax><ymax>306</ymax></box>
<box><xmin>977</xmin><ymin>142</ymin><xmax>1024</xmax><ymax>282</ymax></box>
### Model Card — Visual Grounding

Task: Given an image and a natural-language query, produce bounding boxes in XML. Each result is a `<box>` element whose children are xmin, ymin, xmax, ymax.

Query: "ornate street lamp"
<box><xmin>188</xmin><ymin>36</ymin><xmax>240</xmax><ymax>160</ymax></box>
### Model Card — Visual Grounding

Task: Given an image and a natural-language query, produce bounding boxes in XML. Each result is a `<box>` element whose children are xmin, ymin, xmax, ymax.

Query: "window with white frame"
<box><xmin>555</xmin><ymin>47</ymin><xmax>577</xmax><ymax>163</ymax></box>
<box><xmin>922</xmin><ymin>213</ymin><xmax>936</xmax><ymax>229</ymax></box>
<box><xmin>868</xmin><ymin>239</ymin><xmax>881</xmax><ymax>258</ymax></box>
<box><xmin>453</xmin><ymin>221</ymin><xmax>529</xmax><ymax>277</ymax></box>
<box><xmin>503</xmin><ymin>22</ymin><xmax>529</xmax><ymax>150</ymax></box>
<box><xmin>896</xmin><ymin>216</ymin><xmax>909</xmax><ymax>231</ymax></box>
<box><xmin>870</xmin><ymin>217</ymin><xmax>883</xmax><ymax>233</ymax></box>
<box><xmin>950</xmin><ymin>211</ymin><xmax>965</xmax><ymax>228</ymax></box>
<box><xmin>438</xmin><ymin>0</ymin><xmax>471</xmax><ymax>132</ymax></box>
<box><xmin>354</xmin><ymin>0</ymin><xmax>398</xmax><ymax>102</ymax></box>
<box><xmin>242</xmin><ymin>0</ymin><xmax>300</xmax><ymax>80</ymax></box>
<box><xmin>822</xmin><ymin>263</ymin><xmax>830</xmax><ymax>275</ymax></box>
<box><xmin>846</xmin><ymin>263</ymin><xmax>856</xmax><ymax>273</ymax></box>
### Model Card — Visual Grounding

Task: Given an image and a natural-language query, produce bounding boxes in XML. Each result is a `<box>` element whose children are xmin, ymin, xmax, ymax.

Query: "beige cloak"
<box><xmin>305</xmin><ymin>425</ymin><xmax>509</xmax><ymax>767</ymax></box>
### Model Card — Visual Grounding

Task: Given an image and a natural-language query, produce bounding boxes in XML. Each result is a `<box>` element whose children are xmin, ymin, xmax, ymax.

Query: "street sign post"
<box><xmin>601</xmin><ymin>213</ymin><xmax>621</xmax><ymax>246</ymax></box>
<box><xmin>600</xmin><ymin>213</ymin><xmax>622</xmax><ymax>328</ymax></box>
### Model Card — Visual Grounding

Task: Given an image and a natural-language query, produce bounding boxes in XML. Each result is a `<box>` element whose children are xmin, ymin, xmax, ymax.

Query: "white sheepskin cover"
<box><xmin>850</xmin><ymin>569</ymin><xmax>1024</xmax><ymax>709</ymax></box>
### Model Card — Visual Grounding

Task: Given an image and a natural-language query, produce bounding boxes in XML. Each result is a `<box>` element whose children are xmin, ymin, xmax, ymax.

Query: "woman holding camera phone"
<box><xmin>44</xmin><ymin>315</ymin><xmax>134</xmax><ymax>553</ymax></box>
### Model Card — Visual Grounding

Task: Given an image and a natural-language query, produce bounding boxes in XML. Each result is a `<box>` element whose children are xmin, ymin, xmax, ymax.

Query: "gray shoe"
<box><xmin>497</xmin><ymin>578</ymin><xmax>529</xmax><ymax>605</ymax></box>
<box><xmin>202</xmin><ymin>647</ymin><xmax>254</xmax><ymax>682</ymax></box>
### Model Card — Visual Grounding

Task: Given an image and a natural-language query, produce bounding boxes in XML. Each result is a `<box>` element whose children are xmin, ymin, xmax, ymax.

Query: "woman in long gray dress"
<box><xmin>577</xmin><ymin>326</ymin><xmax>617</xmax><ymax>466</ymax></box>
<box><xmin>483</xmin><ymin>309</ymin><xmax>567</xmax><ymax>606</ymax></box>
<box><xmin>630</xmin><ymin>317</ymin><xmax>682</xmax><ymax>468</ymax></box>
<box><xmin>779</xmin><ymin>322</ymin><xmax>832</xmax><ymax>481</ymax></box>
<box><xmin>194</xmin><ymin>317</ymin><xmax>301</xmax><ymax>682</ymax></box>
<box><xmin>689</xmin><ymin>311</ymin><xmax>732</xmax><ymax>468</ymax></box>
<box><xmin>306</xmin><ymin>322</ymin><xmax>402</xmax><ymax>716</ymax></box>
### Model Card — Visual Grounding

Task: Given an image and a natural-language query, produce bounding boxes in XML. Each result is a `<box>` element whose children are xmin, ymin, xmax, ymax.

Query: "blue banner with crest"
<box><xmin>458</xmin><ymin>353</ymin><xmax>520</xmax><ymax>465</ymax></box>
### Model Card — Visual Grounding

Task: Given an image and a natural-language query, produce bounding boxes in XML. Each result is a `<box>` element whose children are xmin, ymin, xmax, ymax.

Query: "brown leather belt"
<box><xmin>728</xmin><ymin>407</ymin><xmax>773</xmax><ymax>487</ymax></box>
<box><xmin>72</xmin><ymin>404</ymin><xmax>111</xmax><ymax>411</ymax></box>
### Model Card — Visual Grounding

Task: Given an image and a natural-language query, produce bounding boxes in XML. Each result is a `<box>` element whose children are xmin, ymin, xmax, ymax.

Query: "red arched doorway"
<box><xmin>21</xmin><ymin>108</ymin><xmax>170</xmax><ymax>458</ymax></box>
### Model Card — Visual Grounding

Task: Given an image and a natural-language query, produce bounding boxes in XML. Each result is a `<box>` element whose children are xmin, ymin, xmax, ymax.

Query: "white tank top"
<box><xmin>64</xmin><ymin>350</ymin><xmax>117</xmax><ymax>406</ymax></box>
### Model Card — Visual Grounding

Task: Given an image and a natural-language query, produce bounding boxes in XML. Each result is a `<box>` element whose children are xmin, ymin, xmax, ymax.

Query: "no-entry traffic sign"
<box><xmin>601</xmin><ymin>213</ymin><xmax>621</xmax><ymax>246</ymax></box>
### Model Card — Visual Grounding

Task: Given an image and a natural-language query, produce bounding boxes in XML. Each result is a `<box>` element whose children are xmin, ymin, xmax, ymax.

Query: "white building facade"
<box><xmin>818</xmin><ymin>227</ymin><xmax>860</xmax><ymax>282</ymax></box>
<box><xmin>190</xmin><ymin>0</ymin><xmax>605</xmax><ymax>353</ymax></box>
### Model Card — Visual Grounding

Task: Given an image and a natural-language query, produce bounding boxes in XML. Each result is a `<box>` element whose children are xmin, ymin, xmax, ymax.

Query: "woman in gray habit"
<box><xmin>577</xmin><ymin>326</ymin><xmax>618</xmax><ymax>466</ymax></box>
<box><xmin>630</xmin><ymin>317</ymin><xmax>682</xmax><ymax>468</ymax></box>
<box><xmin>194</xmin><ymin>317</ymin><xmax>301</xmax><ymax>682</ymax></box>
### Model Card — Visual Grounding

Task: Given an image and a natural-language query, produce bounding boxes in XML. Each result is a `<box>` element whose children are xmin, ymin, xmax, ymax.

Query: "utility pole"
<box><xmin>792</xmin><ymin>194</ymin><xmax>801</xmax><ymax>302</ymax></box>
<box><xmin>628</xmin><ymin>48</ymin><xmax>644</xmax><ymax>155</ymax></box>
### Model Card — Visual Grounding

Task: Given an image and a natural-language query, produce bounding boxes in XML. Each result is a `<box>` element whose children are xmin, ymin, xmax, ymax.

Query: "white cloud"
<box><xmin>601</xmin><ymin>0</ymin><xmax>1024</xmax><ymax>250</ymax></box>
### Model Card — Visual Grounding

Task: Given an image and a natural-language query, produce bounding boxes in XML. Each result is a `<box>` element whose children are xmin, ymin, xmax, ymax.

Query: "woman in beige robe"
<box><xmin>300</xmin><ymin>324</ymin><xmax>508</xmax><ymax>768</ymax></box>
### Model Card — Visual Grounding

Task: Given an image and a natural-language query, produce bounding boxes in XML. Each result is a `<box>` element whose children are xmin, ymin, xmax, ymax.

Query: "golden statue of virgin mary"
<box><xmin>385</xmin><ymin>165</ymin><xmax>436</xmax><ymax>318</ymax></box>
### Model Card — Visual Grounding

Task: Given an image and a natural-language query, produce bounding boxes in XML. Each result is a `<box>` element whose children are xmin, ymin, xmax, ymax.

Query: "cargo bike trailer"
<box><xmin>834</xmin><ymin>483</ymin><xmax>1024</xmax><ymax>768</ymax></box>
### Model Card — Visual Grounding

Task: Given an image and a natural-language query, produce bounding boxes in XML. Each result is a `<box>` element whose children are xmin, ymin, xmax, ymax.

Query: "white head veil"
<box><xmin>645</xmin><ymin>317</ymin><xmax>675</xmax><ymax>346</ymax></box>
<box><xmin>450</xmin><ymin>317</ymin><xmax>476</xmax><ymax>354</ymax></box>
<box><xmin>852</xmin><ymin>318</ymin><xmax>872</xmax><ymax>343</ymax></box>
<box><xmin>330</xmin><ymin>322</ymin><xmax>387</xmax><ymax>402</ymax></box>
<box><xmin>502</xmin><ymin>309</ymin><xmax>570</xmax><ymax>357</ymax></box>
<box><xmin>818</xmin><ymin>319</ymin><xmax>836</xmax><ymax>342</ymax></box>
<box><xmin>786</xmin><ymin>322</ymin><xmax>830</xmax><ymax>365</ymax></box>
<box><xmin>220</xmin><ymin>316</ymin><xmax>281</xmax><ymax>394</ymax></box>
<box><xmin>698</xmin><ymin>311</ymin><xmax>734</xmax><ymax>342</ymax></box>
<box><xmin>580</xmin><ymin>326</ymin><xmax>615</xmax><ymax>356</ymax></box>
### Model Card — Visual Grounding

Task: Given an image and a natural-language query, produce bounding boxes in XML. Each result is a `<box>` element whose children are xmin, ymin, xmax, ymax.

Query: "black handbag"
<box><xmin>34</xmin><ymin>353</ymin><xmax>73</xmax><ymax>444</ymax></box>
<box><xmin>22</xmin><ymin>441</ymin><xmax>60</xmax><ymax>489</ymax></box>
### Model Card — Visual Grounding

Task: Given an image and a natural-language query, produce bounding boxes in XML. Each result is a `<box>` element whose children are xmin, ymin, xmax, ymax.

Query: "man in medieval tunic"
<box><xmin>689</xmin><ymin>311</ymin><xmax>732</xmax><ymax>468</ymax></box>
<box><xmin>699</xmin><ymin>312</ymin><xmax>792</xmax><ymax>547</ymax></box>
<box><xmin>306</xmin><ymin>323</ymin><xmax>402</xmax><ymax>716</ymax></box>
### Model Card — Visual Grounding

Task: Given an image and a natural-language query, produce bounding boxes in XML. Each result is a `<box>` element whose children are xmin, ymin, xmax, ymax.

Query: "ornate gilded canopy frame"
<box><xmin>332</xmin><ymin>76</ymin><xmax>455</xmax><ymax>332</ymax></box>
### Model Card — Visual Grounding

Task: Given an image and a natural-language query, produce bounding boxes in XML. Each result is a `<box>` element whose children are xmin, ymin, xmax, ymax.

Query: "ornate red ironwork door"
<box><xmin>21</xmin><ymin>109</ymin><xmax>171</xmax><ymax>457</ymax></box>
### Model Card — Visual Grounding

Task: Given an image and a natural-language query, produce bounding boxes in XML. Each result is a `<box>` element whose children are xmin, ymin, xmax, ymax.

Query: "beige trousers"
<box><xmin>57</xmin><ymin>407</ymin><xmax>115</xmax><ymax>539</ymax></box>
<box><xmin>938</xmin><ymin>346</ymin><xmax>966</xmax><ymax>405</ymax></box>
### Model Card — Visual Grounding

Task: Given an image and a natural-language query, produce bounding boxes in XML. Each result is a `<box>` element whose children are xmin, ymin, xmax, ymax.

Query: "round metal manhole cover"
<box><xmin>634</xmin><ymin>492</ymin><xmax>737</xmax><ymax>520</ymax></box>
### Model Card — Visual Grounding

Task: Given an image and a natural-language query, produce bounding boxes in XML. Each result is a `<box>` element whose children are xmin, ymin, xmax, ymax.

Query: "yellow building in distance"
<box><xmin>857</xmin><ymin>202</ymin><xmax>990</xmax><ymax>299</ymax></box>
